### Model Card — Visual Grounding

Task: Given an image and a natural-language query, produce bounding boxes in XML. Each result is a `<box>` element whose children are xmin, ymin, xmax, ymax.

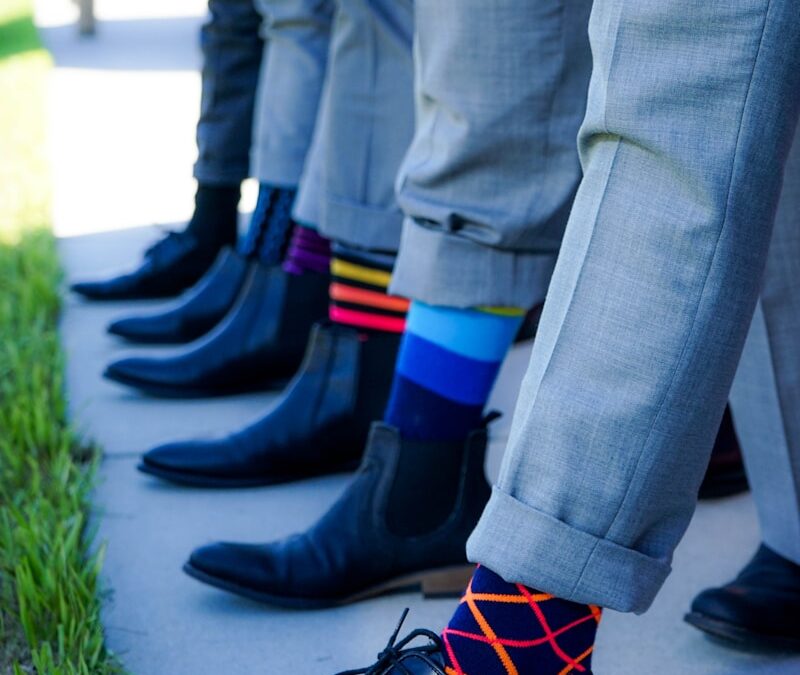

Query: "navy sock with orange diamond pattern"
<box><xmin>442</xmin><ymin>566</ymin><xmax>601</xmax><ymax>675</ymax></box>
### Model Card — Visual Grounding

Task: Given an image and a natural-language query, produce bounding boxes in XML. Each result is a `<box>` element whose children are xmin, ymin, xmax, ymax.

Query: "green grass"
<box><xmin>0</xmin><ymin>3</ymin><xmax>121</xmax><ymax>673</ymax></box>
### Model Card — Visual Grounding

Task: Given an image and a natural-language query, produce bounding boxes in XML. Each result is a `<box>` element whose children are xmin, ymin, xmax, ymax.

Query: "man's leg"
<box><xmin>139</xmin><ymin>0</ymin><xmax>416</xmax><ymax>488</ymax></box>
<box><xmin>338</xmin><ymin>0</ymin><xmax>800</xmax><ymax>671</ymax></box>
<box><xmin>465</xmin><ymin>0</ymin><xmax>800</xmax><ymax>617</ymax></box>
<box><xmin>104</xmin><ymin>0</ymin><xmax>335</xmax><ymax>397</ymax></box>
<box><xmin>293</xmin><ymin>0</ymin><xmax>415</xmax><ymax>252</ymax></box>
<box><xmin>686</xmin><ymin>120</ymin><xmax>800</xmax><ymax>649</ymax></box>
<box><xmin>72</xmin><ymin>0</ymin><xmax>262</xmax><ymax>301</ymax></box>
<box><xmin>176</xmin><ymin>0</ymin><xmax>595</xmax><ymax>612</ymax></box>
<box><xmin>239</xmin><ymin>0</ymin><xmax>335</xmax><ymax>261</ymax></box>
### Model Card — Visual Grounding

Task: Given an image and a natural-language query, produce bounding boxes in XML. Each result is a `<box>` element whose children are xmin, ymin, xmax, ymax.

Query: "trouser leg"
<box><xmin>467</xmin><ymin>0</ymin><xmax>800</xmax><ymax>613</ymax></box>
<box><xmin>251</xmin><ymin>0</ymin><xmax>335</xmax><ymax>186</ymax></box>
<box><xmin>194</xmin><ymin>0</ymin><xmax>265</xmax><ymax>185</ymax></box>
<box><xmin>730</xmin><ymin>122</ymin><xmax>800</xmax><ymax>566</ymax></box>
<box><xmin>391</xmin><ymin>0</ymin><xmax>593</xmax><ymax>309</ymax></box>
<box><xmin>294</xmin><ymin>0</ymin><xmax>415</xmax><ymax>251</ymax></box>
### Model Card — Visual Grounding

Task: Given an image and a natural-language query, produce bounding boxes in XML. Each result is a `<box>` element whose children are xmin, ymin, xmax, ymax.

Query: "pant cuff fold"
<box><xmin>389</xmin><ymin>218</ymin><xmax>557</xmax><ymax>308</ymax></box>
<box><xmin>319</xmin><ymin>196</ymin><xmax>403</xmax><ymax>253</ymax></box>
<box><xmin>466</xmin><ymin>487</ymin><xmax>671</xmax><ymax>613</ymax></box>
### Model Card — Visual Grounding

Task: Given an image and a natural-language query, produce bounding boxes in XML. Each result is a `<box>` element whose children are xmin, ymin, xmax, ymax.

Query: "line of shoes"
<box><xmin>71</xmin><ymin>230</ymin><xmax>798</xmax><ymax>672</ymax></box>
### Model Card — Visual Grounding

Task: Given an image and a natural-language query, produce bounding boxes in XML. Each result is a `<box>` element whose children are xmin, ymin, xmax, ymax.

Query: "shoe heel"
<box><xmin>421</xmin><ymin>565</ymin><xmax>474</xmax><ymax>598</ymax></box>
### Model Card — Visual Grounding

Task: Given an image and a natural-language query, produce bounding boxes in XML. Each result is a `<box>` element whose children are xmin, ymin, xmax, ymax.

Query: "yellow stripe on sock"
<box><xmin>475</xmin><ymin>305</ymin><xmax>526</xmax><ymax>317</ymax></box>
<box><xmin>331</xmin><ymin>258</ymin><xmax>392</xmax><ymax>288</ymax></box>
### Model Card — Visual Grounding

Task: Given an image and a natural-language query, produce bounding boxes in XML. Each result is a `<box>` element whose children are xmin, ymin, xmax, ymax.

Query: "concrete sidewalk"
<box><xmin>47</xmin><ymin>2</ymin><xmax>800</xmax><ymax>673</ymax></box>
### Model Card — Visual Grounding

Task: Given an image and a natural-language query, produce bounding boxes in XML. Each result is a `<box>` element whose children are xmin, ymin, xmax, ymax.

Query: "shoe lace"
<box><xmin>335</xmin><ymin>609</ymin><xmax>446</xmax><ymax>675</ymax></box>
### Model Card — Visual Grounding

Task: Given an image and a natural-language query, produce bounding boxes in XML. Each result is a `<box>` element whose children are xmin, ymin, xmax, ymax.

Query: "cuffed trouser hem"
<box><xmin>253</xmin><ymin>143</ymin><xmax>308</xmax><ymax>188</ymax></box>
<box><xmin>318</xmin><ymin>196</ymin><xmax>403</xmax><ymax>253</ymax></box>
<box><xmin>466</xmin><ymin>488</ymin><xmax>672</xmax><ymax>614</ymax></box>
<box><xmin>293</xmin><ymin>173</ymin><xmax>321</xmax><ymax>229</ymax></box>
<box><xmin>389</xmin><ymin>218</ymin><xmax>557</xmax><ymax>309</ymax></box>
<box><xmin>193</xmin><ymin>164</ymin><xmax>248</xmax><ymax>186</ymax></box>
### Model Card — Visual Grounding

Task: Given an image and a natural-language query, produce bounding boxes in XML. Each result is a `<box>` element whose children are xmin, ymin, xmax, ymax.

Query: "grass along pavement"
<box><xmin>0</xmin><ymin>3</ymin><xmax>121</xmax><ymax>673</ymax></box>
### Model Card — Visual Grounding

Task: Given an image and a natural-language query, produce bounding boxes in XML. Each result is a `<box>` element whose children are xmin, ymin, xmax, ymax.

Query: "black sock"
<box><xmin>185</xmin><ymin>183</ymin><xmax>240</xmax><ymax>250</ymax></box>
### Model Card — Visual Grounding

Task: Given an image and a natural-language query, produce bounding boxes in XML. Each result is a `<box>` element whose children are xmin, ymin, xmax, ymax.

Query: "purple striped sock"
<box><xmin>282</xmin><ymin>225</ymin><xmax>331</xmax><ymax>275</ymax></box>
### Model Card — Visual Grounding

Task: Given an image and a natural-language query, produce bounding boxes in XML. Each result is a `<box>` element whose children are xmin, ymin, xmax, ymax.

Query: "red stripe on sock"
<box><xmin>329</xmin><ymin>306</ymin><xmax>406</xmax><ymax>333</ymax></box>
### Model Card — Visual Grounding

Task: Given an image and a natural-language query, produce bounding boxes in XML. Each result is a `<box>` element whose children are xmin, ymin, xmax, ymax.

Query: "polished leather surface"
<box><xmin>107</xmin><ymin>247</ymin><xmax>249</xmax><ymax>344</ymax></box>
<box><xmin>104</xmin><ymin>264</ymin><xmax>329</xmax><ymax>396</ymax></box>
<box><xmin>688</xmin><ymin>544</ymin><xmax>800</xmax><ymax>646</ymax></box>
<box><xmin>339</xmin><ymin>649</ymin><xmax>447</xmax><ymax>674</ymax></box>
<box><xmin>186</xmin><ymin>424</ymin><xmax>491</xmax><ymax>606</ymax></box>
<box><xmin>140</xmin><ymin>322</ymin><xmax>400</xmax><ymax>485</ymax></box>
<box><xmin>382</xmin><ymin>653</ymin><xmax>446</xmax><ymax>674</ymax></box>
<box><xmin>71</xmin><ymin>231</ymin><xmax>223</xmax><ymax>301</ymax></box>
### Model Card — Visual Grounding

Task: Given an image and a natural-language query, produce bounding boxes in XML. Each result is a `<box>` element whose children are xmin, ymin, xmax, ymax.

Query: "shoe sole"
<box><xmin>182</xmin><ymin>561</ymin><xmax>474</xmax><ymax>609</ymax></box>
<box><xmin>137</xmin><ymin>459</ymin><xmax>360</xmax><ymax>488</ymax></box>
<box><xmin>684</xmin><ymin>612</ymin><xmax>800</xmax><ymax>651</ymax></box>
<box><xmin>104</xmin><ymin>368</ymin><xmax>290</xmax><ymax>399</ymax></box>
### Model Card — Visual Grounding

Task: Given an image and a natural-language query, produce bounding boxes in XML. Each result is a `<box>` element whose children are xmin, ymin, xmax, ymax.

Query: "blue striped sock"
<box><xmin>384</xmin><ymin>301</ymin><xmax>523</xmax><ymax>441</ymax></box>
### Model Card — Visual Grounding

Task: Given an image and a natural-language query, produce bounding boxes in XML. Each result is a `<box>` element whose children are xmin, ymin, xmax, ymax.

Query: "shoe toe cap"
<box><xmin>188</xmin><ymin>542</ymin><xmax>282</xmax><ymax>592</ymax></box>
<box><xmin>104</xmin><ymin>356</ymin><xmax>169</xmax><ymax>387</ymax></box>
<box><xmin>141</xmin><ymin>439</ymin><xmax>234</xmax><ymax>476</ymax></box>
<box><xmin>107</xmin><ymin>316</ymin><xmax>163</xmax><ymax>341</ymax></box>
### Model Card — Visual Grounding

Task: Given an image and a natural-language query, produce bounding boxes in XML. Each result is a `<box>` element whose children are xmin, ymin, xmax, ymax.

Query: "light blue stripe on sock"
<box><xmin>405</xmin><ymin>301</ymin><xmax>522</xmax><ymax>362</ymax></box>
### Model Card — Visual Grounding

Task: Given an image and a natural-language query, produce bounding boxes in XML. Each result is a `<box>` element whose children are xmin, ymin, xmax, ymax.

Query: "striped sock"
<box><xmin>282</xmin><ymin>224</ymin><xmax>331</xmax><ymax>275</ymax></box>
<box><xmin>443</xmin><ymin>566</ymin><xmax>601</xmax><ymax>675</ymax></box>
<box><xmin>329</xmin><ymin>245</ymin><xmax>409</xmax><ymax>333</ymax></box>
<box><xmin>384</xmin><ymin>301</ymin><xmax>523</xmax><ymax>441</ymax></box>
<box><xmin>239</xmin><ymin>184</ymin><xmax>296</xmax><ymax>264</ymax></box>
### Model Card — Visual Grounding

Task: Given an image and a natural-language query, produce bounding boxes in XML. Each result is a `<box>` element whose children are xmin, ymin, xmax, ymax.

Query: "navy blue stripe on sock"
<box><xmin>395</xmin><ymin>332</ymin><xmax>501</xmax><ymax>406</ymax></box>
<box><xmin>384</xmin><ymin>374</ymin><xmax>484</xmax><ymax>441</ymax></box>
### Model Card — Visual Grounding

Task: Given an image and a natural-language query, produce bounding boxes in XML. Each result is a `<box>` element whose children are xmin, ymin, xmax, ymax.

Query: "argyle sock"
<box><xmin>384</xmin><ymin>301</ymin><xmax>523</xmax><ymax>441</ymax></box>
<box><xmin>442</xmin><ymin>566</ymin><xmax>602</xmax><ymax>675</ymax></box>
<box><xmin>239</xmin><ymin>183</ymin><xmax>297</xmax><ymax>264</ymax></box>
<box><xmin>185</xmin><ymin>183</ymin><xmax>240</xmax><ymax>249</ymax></box>
<box><xmin>329</xmin><ymin>244</ymin><xmax>409</xmax><ymax>333</ymax></box>
<box><xmin>282</xmin><ymin>224</ymin><xmax>331</xmax><ymax>275</ymax></box>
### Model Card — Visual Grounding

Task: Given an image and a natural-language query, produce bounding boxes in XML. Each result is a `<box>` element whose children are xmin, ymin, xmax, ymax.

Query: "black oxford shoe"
<box><xmin>183</xmin><ymin>422</ymin><xmax>491</xmax><ymax>608</ymax></box>
<box><xmin>336</xmin><ymin>610</ymin><xmax>448</xmax><ymax>675</ymax></box>
<box><xmin>685</xmin><ymin>544</ymin><xmax>800</xmax><ymax>650</ymax></box>
<box><xmin>104</xmin><ymin>264</ymin><xmax>328</xmax><ymax>397</ymax></box>
<box><xmin>138</xmin><ymin>322</ymin><xmax>400</xmax><ymax>486</ymax></box>
<box><xmin>107</xmin><ymin>247</ymin><xmax>250</xmax><ymax>344</ymax></box>
<box><xmin>71</xmin><ymin>230</ymin><xmax>225</xmax><ymax>301</ymax></box>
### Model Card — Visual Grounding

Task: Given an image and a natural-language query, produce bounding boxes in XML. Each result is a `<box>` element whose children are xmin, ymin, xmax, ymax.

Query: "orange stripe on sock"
<box><xmin>329</xmin><ymin>306</ymin><xmax>406</xmax><ymax>333</ymax></box>
<box><xmin>463</xmin><ymin>580</ymin><xmax>518</xmax><ymax>675</ymax></box>
<box><xmin>466</xmin><ymin>592</ymin><xmax>549</xmax><ymax>604</ymax></box>
<box><xmin>558</xmin><ymin>646</ymin><xmax>594</xmax><ymax>675</ymax></box>
<box><xmin>330</xmin><ymin>282</ymin><xmax>410</xmax><ymax>313</ymax></box>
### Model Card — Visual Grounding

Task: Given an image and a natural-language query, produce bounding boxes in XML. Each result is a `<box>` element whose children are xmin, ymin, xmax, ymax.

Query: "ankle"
<box><xmin>188</xmin><ymin>182</ymin><xmax>240</xmax><ymax>249</ymax></box>
<box><xmin>443</xmin><ymin>566</ymin><xmax>601</xmax><ymax>675</ymax></box>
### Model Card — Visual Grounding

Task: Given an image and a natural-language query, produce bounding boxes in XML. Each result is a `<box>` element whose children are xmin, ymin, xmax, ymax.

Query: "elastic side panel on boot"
<box><xmin>384</xmin><ymin>437</ymin><xmax>464</xmax><ymax>538</ymax></box>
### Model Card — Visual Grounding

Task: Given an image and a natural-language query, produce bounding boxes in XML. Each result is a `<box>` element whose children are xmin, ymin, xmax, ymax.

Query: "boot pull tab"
<box><xmin>482</xmin><ymin>410</ymin><xmax>503</xmax><ymax>427</ymax></box>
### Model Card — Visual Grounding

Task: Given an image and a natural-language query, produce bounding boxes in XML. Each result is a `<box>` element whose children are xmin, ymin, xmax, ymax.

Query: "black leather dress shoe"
<box><xmin>336</xmin><ymin>610</ymin><xmax>448</xmax><ymax>675</ymax></box>
<box><xmin>183</xmin><ymin>422</ymin><xmax>491</xmax><ymax>608</ymax></box>
<box><xmin>71</xmin><ymin>230</ymin><xmax>226</xmax><ymax>301</ymax></box>
<box><xmin>699</xmin><ymin>405</ymin><xmax>748</xmax><ymax>500</ymax></box>
<box><xmin>104</xmin><ymin>264</ymin><xmax>328</xmax><ymax>397</ymax></box>
<box><xmin>138</xmin><ymin>322</ymin><xmax>400</xmax><ymax>486</ymax></box>
<box><xmin>685</xmin><ymin>544</ymin><xmax>800</xmax><ymax>650</ymax></box>
<box><xmin>107</xmin><ymin>247</ymin><xmax>250</xmax><ymax>344</ymax></box>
